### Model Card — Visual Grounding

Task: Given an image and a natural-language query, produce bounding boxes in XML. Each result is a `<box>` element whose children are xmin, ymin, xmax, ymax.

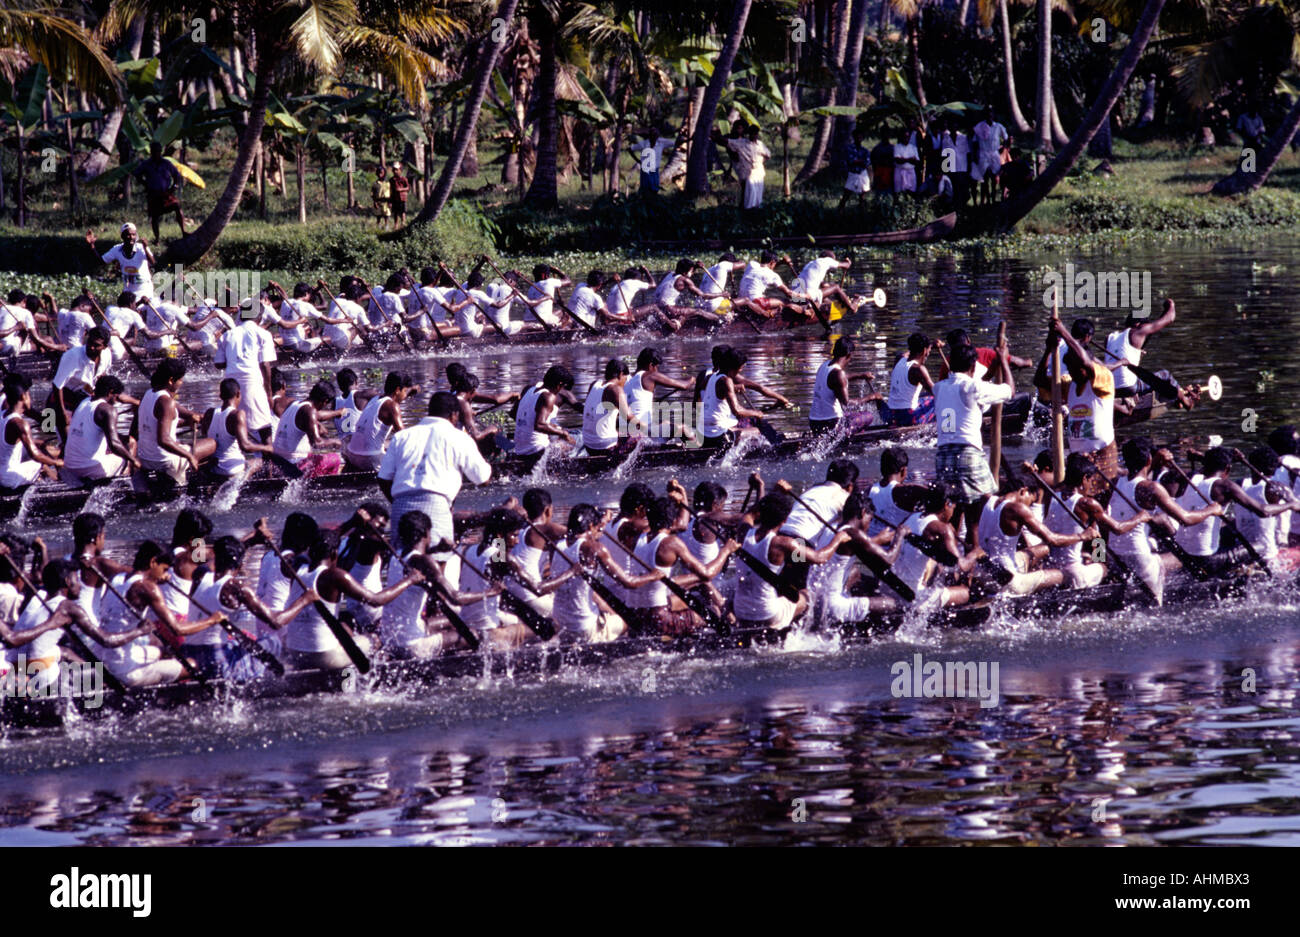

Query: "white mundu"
<box><xmin>581</xmin><ymin>381</ymin><xmax>619</xmax><ymax>451</ymax></box>
<box><xmin>887</xmin><ymin>355</ymin><xmax>921</xmax><ymax>410</ymax></box>
<box><xmin>513</xmin><ymin>383</ymin><xmax>547</xmax><ymax>455</ymax></box>
<box><xmin>1105</xmin><ymin>328</ymin><xmax>1141</xmax><ymax>392</ymax></box>
<box><xmin>699</xmin><ymin>372</ymin><xmax>737</xmax><ymax>438</ymax></box>
<box><xmin>809</xmin><ymin>361</ymin><xmax>843</xmax><ymax>422</ymax></box>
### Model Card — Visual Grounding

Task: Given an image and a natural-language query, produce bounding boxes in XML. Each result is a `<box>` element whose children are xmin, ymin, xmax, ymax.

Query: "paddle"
<box><xmin>524</xmin><ymin>521</ymin><xmax>641</xmax><ymax>627</ymax></box>
<box><xmin>1017</xmin><ymin>460</ymin><xmax>1156</xmax><ymax>603</ymax></box>
<box><xmin>356</xmin><ymin>276</ymin><xmax>413</xmax><ymax>351</ymax></box>
<box><xmin>1099</xmin><ymin>346</ymin><xmax>1221</xmax><ymax>404</ymax></box>
<box><xmin>599</xmin><ymin>523</ymin><xmax>732</xmax><ymax>635</ymax></box>
<box><xmin>1164</xmin><ymin>460</ymin><xmax>1272</xmax><ymax>579</ymax></box>
<box><xmin>10</xmin><ymin>563</ymin><xmax>129</xmax><ymax>696</ymax></box>
<box><xmin>401</xmin><ymin>270</ymin><xmax>449</xmax><ymax>347</ymax></box>
<box><xmin>83</xmin><ymin>292</ymin><xmax>151</xmax><ymax>380</ymax></box>
<box><xmin>92</xmin><ymin>567</ymin><xmax>207</xmax><ymax>684</ymax></box>
<box><xmin>157</xmin><ymin>576</ymin><xmax>285</xmax><ymax>676</ymax></box>
<box><xmin>483</xmin><ymin>257</ymin><xmax>600</xmax><ymax>336</ymax></box>
<box><xmin>736</xmin><ymin>383</ymin><xmax>785</xmax><ymax>446</ymax></box>
<box><xmin>1049</xmin><ymin>291</ymin><xmax>1066</xmax><ymax>484</ymax></box>
<box><xmin>354</xmin><ymin>514</ymin><xmax>480</xmax><ymax>652</ymax></box>
<box><xmin>262</xmin><ymin>530</ymin><xmax>372</xmax><ymax>673</ymax></box>
<box><xmin>479</xmin><ymin>255</ymin><xmax>555</xmax><ymax>333</ymax></box>
<box><xmin>454</xmin><ymin>545</ymin><xmax>556</xmax><ymax>640</ymax></box>
<box><xmin>1097</xmin><ymin>471</ymin><xmax>1214</xmax><ymax>582</ymax></box>
<box><xmin>989</xmin><ymin>322</ymin><xmax>1007</xmax><ymax>482</ymax></box>
<box><xmin>316</xmin><ymin>279</ymin><xmax>381</xmax><ymax>355</ymax></box>
<box><xmin>774</xmin><ymin>480</ymin><xmax>915</xmax><ymax>601</ymax></box>
<box><xmin>440</xmin><ymin>259</ymin><xmax>512</xmax><ymax>343</ymax></box>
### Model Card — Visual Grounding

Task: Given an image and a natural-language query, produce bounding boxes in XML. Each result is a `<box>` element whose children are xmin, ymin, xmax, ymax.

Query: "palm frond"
<box><xmin>0</xmin><ymin>4</ymin><xmax>122</xmax><ymax>103</ymax></box>
<box><xmin>288</xmin><ymin>0</ymin><xmax>358</xmax><ymax>73</ymax></box>
<box><xmin>339</xmin><ymin>25</ymin><xmax>448</xmax><ymax>105</ymax></box>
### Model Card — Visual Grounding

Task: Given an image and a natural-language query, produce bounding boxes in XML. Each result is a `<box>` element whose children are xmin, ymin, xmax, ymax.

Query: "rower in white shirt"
<box><xmin>524</xmin><ymin>264</ymin><xmax>571</xmax><ymax>329</ymax></box>
<box><xmin>49</xmin><ymin>326</ymin><xmax>113</xmax><ymax>442</ymax></box>
<box><xmin>700</xmin><ymin>253</ymin><xmax>739</xmax><ymax>313</ymax></box>
<box><xmin>198</xmin><ymin>378</ymin><xmax>275</xmax><ymax>481</ymax></box>
<box><xmin>377</xmin><ymin>391</ymin><xmax>492</xmax><ymax>554</ymax></box>
<box><xmin>581</xmin><ymin>358</ymin><xmax>632</xmax><ymax>453</ymax></box>
<box><xmin>63</xmin><ymin>375</ymin><xmax>140</xmax><ymax>485</ymax></box>
<box><xmin>792</xmin><ymin>250</ymin><xmax>863</xmax><ymax>319</ymax></box>
<box><xmin>734</xmin><ymin>251</ymin><xmax>812</xmax><ymax>325</ymax></box>
<box><xmin>513</xmin><ymin>365</ymin><xmax>578</xmax><ymax>468</ymax></box>
<box><xmin>343</xmin><ymin>371</ymin><xmax>419</xmax><ymax>471</ymax></box>
<box><xmin>272</xmin><ymin>281</ymin><xmax>324</xmax><ymax>353</ymax></box>
<box><xmin>605</xmin><ymin>267</ymin><xmax>656</xmax><ymax>322</ymax></box>
<box><xmin>321</xmin><ymin>281</ymin><xmax>372</xmax><ymax>349</ymax></box>
<box><xmin>56</xmin><ymin>299</ymin><xmax>98</xmax><ymax>347</ymax></box>
<box><xmin>569</xmin><ymin>271</ymin><xmax>633</xmax><ymax>328</ymax></box>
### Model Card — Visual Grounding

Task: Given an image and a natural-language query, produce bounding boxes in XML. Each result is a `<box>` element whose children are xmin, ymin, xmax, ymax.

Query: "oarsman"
<box><xmin>1041</xmin><ymin>453</ymin><xmax>1150</xmax><ymax>588</ymax></box>
<box><xmin>698</xmin><ymin>347</ymin><xmax>771</xmax><ymax>450</ymax></box>
<box><xmin>255</xmin><ymin>513</ymin><xmax>317</xmax><ymax>632</ymax></box>
<box><xmin>342</xmin><ymin>371</ymin><xmax>418</xmax><ymax>471</ymax></box>
<box><xmin>1168</xmin><ymin>446</ymin><xmax>1298</xmax><ymax>574</ymax></box>
<box><xmin>401</xmin><ymin>266</ymin><xmax>452</xmax><ymax>341</ymax></box>
<box><xmin>216</xmin><ymin>295</ymin><xmax>278</xmax><ymax>445</ymax></box>
<box><xmin>331</xmin><ymin>368</ymin><xmax>365</xmax><ymax>438</ymax></box>
<box><xmin>379</xmin><ymin>510</ymin><xmax>502</xmax><ymax>659</ymax></box>
<box><xmin>378</xmin><ymin>390</ymin><xmax>492</xmax><ymax>554</ymax></box>
<box><xmin>1104</xmin><ymin>298</ymin><xmax>1199</xmax><ymax>409</ymax></box>
<box><xmin>569</xmin><ymin>271</ymin><xmax>634</xmax><ymax>328</ymax></box>
<box><xmin>937</xmin><ymin>328</ymin><xmax>1035</xmax><ymax>382</ymax></box>
<box><xmin>1264</xmin><ymin>425</ymin><xmax>1300</xmax><ymax>549</ymax></box>
<box><xmin>700</xmin><ymin>253</ymin><xmax>740</xmax><ymax>314</ymax></box>
<box><xmin>817</xmin><ymin>491</ymin><xmax>906</xmax><ymax>625</ymax></box>
<box><xmin>1035</xmin><ymin>312</ymin><xmax>1119</xmax><ymax>478</ymax></box>
<box><xmin>282</xmin><ymin>527</ymin><xmax>421</xmax><ymax>671</ymax></box>
<box><xmin>693</xmin><ymin>344</ymin><xmax>792</xmax><ymax>412</ymax></box>
<box><xmin>53</xmin><ymin>294</ymin><xmax>97</xmax><ymax>347</ymax></box>
<box><xmin>335</xmin><ymin>504</ymin><xmax>391</xmax><ymax>633</ymax></box>
<box><xmin>92</xmin><ymin>540</ymin><xmax>222</xmax><ymax>687</ymax></box>
<box><xmin>626</xmin><ymin>347</ymin><xmax>697</xmax><ymax>445</ymax></box>
<box><xmin>0</xmin><ymin>289</ymin><xmax>38</xmax><ymax>360</ymax></box>
<box><xmin>1107</xmin><ymin>438</ymin><xmax>1224</xmax><ymax>604</ymax></box>
<box><xmin>450</xmin><ymin>270</ymin><xmax>512</xmax><ymax>338</ymax></box>
<box><xmin>933</xmin><ymin>341</ymin><xmax>1014</xmax><ymax>544</ymax></box>
<box><xmin>273</xmin><ymin>282</ymin><xmax>324</xmax><ymax>354</ymax></box>
<box><xmin>270</xmin><ymin>380</ymin><xmax>341</xmax><ymax>478</ymax></box>
<box><xmin>446</xmin><ymin>363</ymin><xmax>518</xmax><ymax>453</ymax></box>
<box><xmin>606</xmin><ymin>267</ymin><xmax>658</xmax><ymax>323</ymax></box>
<box><xmin>101</xmin><ymin>292</ymin><xmax>157</xmax><ymax>358</ymax></box>
<box><xmin>792</xmin><ymin>250</ymin><xmax>864</xmax><ymax>319</ymax></box>
<box><xmin>505</xmin><ymin>488</ymin><xmax>566</xmax><ymax>618</ymax></box>
<box><xmin>367</xmin><ymin>273</ymin><xmax>411</xmax><ymax>332</ymax></box>
<box><xmin>68</xmin><ymin>513</ymin><xmax>126</xmax><ymax>626</ymax></box>
<box><xmin>867</xmin><ymin>448</ymin><xmax>916</xmax><ymax>537</ymax></box>
<box><xmin>883</xmin><ymin>487</ymin><xmax>984</xmax><ymax>608</ymax></box>
<box><xmin>495</xmin><ymin>269</ymin><xmax>560</xmax><ymax>334</ymax></box>
<box><xmin>880</xmin><ymin>333</ymin><xmax>937</xmax><ymax>429</ymax></box>
<box><xmin>268</xmin><ymin>369</ymin><xmax>292</xmax><ymax>425</ymax></box>
<box><xmin>457</xmin><ymin>508</ymin><xmax>572</xmax><ymax>647</ymax></box>
<box><xmin>652</xmin><ymin>259</ymin><xmax>725</xmax><ymax>325</ymax></box>
<box><xmin>184</xmin><ymin>297</ymin><xmax>235</xmax><ymax>360</ymax></box>
<box><xmin>810</xmin><ymin>337</ymin><xmax>878</xmax><ymax>435</ymax></box>
<box><xmin>63</xmin><ymin>375</ymin><xmax>140</xmax><ymax>486</ymax></box>
<box><xmin>552</xmin><ymin>503</ymin><xmax>667</xmax><ymax>643</ymax></box>
<box><xmin>49</xmin><ymin>326</ymin><xmax>113</xmax><ymax>442</ymax></box>
<box><xmin>777</xmin><ymin>460</ymin><xmax>860</xmax><ymax>550</ymax></box>
<box><xmin>86</xmin><ymin>223</ymin><xmax>155</xmax><ymax>300</ymax></box>
<box><xmin>675</xmin><ymin>476</ymin><xmax>761</xmax><ymax>567</ymax></box>
<box><xmin>625</xmin><ymin>496</ymin><xmax>739</xmax><ymax>636</ymax></box>
<box><xmin>513</xmin><ymin>365</ymin><xmax>578</xmax><ymax>468</ymax></box>
<box><xmin>321</xmin><ymin>281</ymin><xmax>373</xmax><ymax>349</ymax></box>
<box><xmin>732</xmin><ymin>491</ymin><xmax>850</xmax><ymax>630</ymax></box>
<box><xmin>1234</xmin><ymin>447</ymin><xmax>1300</xmax><ymax>563</ymax></box>
<box><xmin>601</xmin><ymin>482</ymin><xmax>657</xmax><ymax>615</ymax></box>
<box><xmin>0</xmin><ymin>375</ymin><xmax>62</xmax><ymax>490</ymax></box>
<box><xmin>2</xmin><ymin>558</ymin><xmax>150</xmax><ymax>694</ymax></box>
<box><xmin>199</xmin><ymin>378</ymin><xmax>274</xmax><ymax>482</ymax></box>
<box><xmin>976</xmin><ymin>474</ymin><xmax>1097</xmax><ymax>595</ymax></box>
<box><xmin>581</xmin><ymin>358</ymin><xmax>632</xmax><ymax>453</ymax></box>
<box><xmin>134</xmin><ymin>359</ymin><xmax>212</xmax><ymax>489</ymax></box>
<box><xmin>733</xmin><ymin>251</ymin><xmax>809</xmax><ymax>324</ymax></box>
<box><xmin>525</xmin><ymin>264</ymin><xmax>571</xmax><ymax>329</ymax></box>
<box><xmin>187</xmin><ymin>536</ymin><xmax>319</xmax><ymax>679</ymax></box>
<box><xmin>140</xmin><ymin>293</ymin><xmax>194</xmax><ymax>355</ymax></box>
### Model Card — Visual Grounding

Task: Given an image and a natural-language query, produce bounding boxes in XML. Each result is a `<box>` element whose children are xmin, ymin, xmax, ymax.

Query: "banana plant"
<box><xmin>0</xmin><ymin>63</ymin><xmax>49</xmax><ymax>225</ymax></box>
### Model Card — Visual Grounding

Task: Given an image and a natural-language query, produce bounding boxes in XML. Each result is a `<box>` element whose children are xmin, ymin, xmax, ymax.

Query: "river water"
<box><xmin>1</xmin><ymin>237</ymin><xmax>1298</xmax><ymax>845</ymax></box>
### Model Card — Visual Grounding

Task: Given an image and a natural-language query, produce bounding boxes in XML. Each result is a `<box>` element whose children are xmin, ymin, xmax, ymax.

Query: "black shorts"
<box><xmin>809</xmin><ymin>417</ymin><xmax>839</xmax><ymax>436</ymax></box>
<box><xmin>700</xmin><ymin>431</ymin><xmax>735</xmax><ymax>451</ymax></box>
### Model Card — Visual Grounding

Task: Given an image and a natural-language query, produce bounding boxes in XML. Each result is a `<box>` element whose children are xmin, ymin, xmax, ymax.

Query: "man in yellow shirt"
<box><xmin>1034</xmin><ymin>315</ymin><xmax>1118</xmax><ymax>478</ymax></box>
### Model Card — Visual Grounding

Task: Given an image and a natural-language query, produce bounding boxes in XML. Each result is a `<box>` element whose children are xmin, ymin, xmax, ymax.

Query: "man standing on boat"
<box><xmin>1104</xmin><ymin>299</ymin><xmax>1200</xmax><ymax>410</ymax></box>
<box><xmin>216</xmin><ymin>295</ymin><xmax>278</xmax><ymax>445</ymax></box>
<box><xmin>934</xmin><ymin>341</ymin><xmax>1014</xmax><ymax>545</ymax></box>
<box><xmin>378</xmin><ymin>391</ymin><xmax>492</xmax><ymax>555</ymax></box>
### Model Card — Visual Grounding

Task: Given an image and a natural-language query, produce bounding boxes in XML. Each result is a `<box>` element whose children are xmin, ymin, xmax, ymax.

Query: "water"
<box><xmin>3</xmin><ymin>237</ymin><xmax>1299</xmax><ymax>845</ymax></box>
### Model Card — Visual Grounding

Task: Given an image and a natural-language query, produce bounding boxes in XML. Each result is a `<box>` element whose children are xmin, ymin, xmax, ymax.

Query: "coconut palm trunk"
<box><xmin>80</xmin><ymin>16</ymin><xmax>145</xmax><ymax>180</ymax></box>
<box><xmin>998</xmin><ymin>0</ymin><xmax>1031</xmax><ymax>132</ymax></box>
<box><xmin>1212</xmin><ymin>95</ymin><xmax>1300</xmax><ymax>195</ymax></box>
<box><xmin>795</xmin><ymin>0</ymin><xmax>852</xmax><ymax>184</ymax></box>
<box><xmin>996</xmin><ymin>0</ymin><xmax>1168</xmax><ymax>231</ymax></box>
<box><xmin>685</xmin><ymin>0</ymin><xmax>753</xmax><ymax>196</ymax></box>
<box><xmin>161</xmin><ymin>52</ymin><xmax>274</xmax><ymax>264</ymax></box>
<box><xmin>410</xmin><ymin>0</ymin><xmax>521</xmax><ymax>227</ymax></box>
<box><xmin>1035</xmin><ymin>0</ymin><xmax>1052</xmax><ymax>152</ymax></box>
<box><xmin>524</xmin><ymin>10</ymin><xmax>560</xmax><ymax>208</ymax></box>
<box><xmin>829</xmin><ymin>0</ymin><xmax>872</xmax><ymax>163</ymax></box>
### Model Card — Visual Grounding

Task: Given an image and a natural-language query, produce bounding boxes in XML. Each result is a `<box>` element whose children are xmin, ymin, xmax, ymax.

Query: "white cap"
<box><xmin>120</xmin><ymin>222</ymin><xmax>137</xmax><ymax>234</ymax></box>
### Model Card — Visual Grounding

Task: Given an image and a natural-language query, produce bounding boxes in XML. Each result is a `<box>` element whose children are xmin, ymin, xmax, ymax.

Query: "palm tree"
<box><xmin>1035</xmin><ymin>0</ymin><xmax>1051</xmax><ymax>151</ymax></box>
<box><xmin>996</xmin><ymin>0</ymin><xmax>1167</xmax><ymax>230</ymax></box>
<box><xmin>794</xmin><ymin>0</ymin><xmax>852</xmax><ymax>184</ymax></box>
<box><xmin>523</xmin><ymin>1</ymin><xmax>563</xmax><ymax>207</ymax></box>
<box><xmin>829</xmin><ymin>0</ymin><xmax>872</xmax><ymax>161</ymax></box>
<box><xmin>411</xmin><ymin>0</ymin><xmax>521</xmax><ymax>227</ymax></box>
<box><xmin>981</xmin><ymin>0</ymin><xmax>1031</xmax><ymax>133</ymax></box>
<box><xmin>684</xmin><ymin>0</ymin><xmax>752</xmax><ymax>196</ymax></box>
<box><xmin>79</xmin><ymin>17</ymin><xmax>145</xmax><ymax>180</ymax></box>
<box><xmin>100</xmin><ymin>0</ymin><xmax>455</xmax><ymax>263</ymax></box>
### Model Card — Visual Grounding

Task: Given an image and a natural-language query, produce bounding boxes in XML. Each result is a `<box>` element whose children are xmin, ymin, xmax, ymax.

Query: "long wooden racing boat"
<box><xmin>0</xmin><ymin>568</ymin><xmax>1259</xmax><ymax>731</ymax></box>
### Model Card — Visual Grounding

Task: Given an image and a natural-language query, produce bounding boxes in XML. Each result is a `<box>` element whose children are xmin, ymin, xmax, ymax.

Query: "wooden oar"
<box><xmin>736</xmin><ymin>383</ymin><xmax>785</xmax><ymax>446</ymax></box>
<box><xmin>599</xmin><ymin>525</ymin><xmax>732</xmax><ymax>635</ymax></box>
<box><xmin>479</xmin><ymin>255</ymin><xmax>554</xmax><ymax>333</ymax></box>
<box><xmin>158</xmin><ymin>577</ymin><xmax>286</xmax><ymax>676</ymax></box>
<box><xmin>355</xmin><ymin>276</ymin><xmax>413</xmax><ymax>351</ymax></box>
<box><xmin>775</xmin><ymin>482</ymin><xmax>915</xmax><ymax>601</ymax></box>
<box><xmin>1164</xmin><ymin>461</ymin><xmax>1272</xmax><ymax>579</ymax></box>
<box><xmin>11</xmin><ymin>563</ymin><xmax>129</xmax><ymax>696</ymax></box>
<box><xmin>401</xmin><ymin>271</ymin><xmax>449</xmax><ymax>346</ymax></box>
<box><xmin>1017</xmin><ymin>460</ymin><xmax>1156</xmax><ymax>603</ymax></box>
<box><xmin>454</xmin><ymin>545</ymin><xmax>556</xmax><ymax>640</ymax></box>
<box><xmin>1098</xmin><ymin>346</ymin><xmax>1220</xmax><ymax>403</ymax></box>
<box><xmin>93</xmin><ymin>567</ymin><xmax>207</xmax><ymax>683</ymax></box>
<box><xmin>262</xmin><ymin>531</ymin><xmax>372</xmax><ymax>673</ymax></box>
<box><xmin>83</xmin><ymin>293</ymin><xmax>151</xmax><ymax>380</ymax></box>
<box><xmin>484</xmin><ymin>257</ymin><xmax>600</xmax><ymax>336</ymax></box>
<box><xmin>316</xmin><ymin>279</ymin><xmax>381</xmax><ymax>355</ymax></box>
<box><xmin>439</xmin><ymin>259</ymin><xmax>512</xmax><ymax>342</ymax></box>
<box><xmin>1049</xmin><ymin>292</ymin><xmax>1066</xmax><ymax>484</ymax></box>
<box><xmin>989</xmin><ymin>321</ymin><xmax>1007</xmax><ymax>482</ymax></box>
<box><xmin>1097</xmin><ymin>471</ymin><xmax>1213</xmax><ymax>582</ymax></box>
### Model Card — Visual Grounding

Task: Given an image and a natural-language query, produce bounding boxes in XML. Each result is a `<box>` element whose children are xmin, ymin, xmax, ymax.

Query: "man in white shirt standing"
<box><xmin>934</xmin><ymin>341</ymin><xmax>1014</xmax><ymax>545</ymax></box>
<box><xmin>86</xmin><ymin>223</ymin><xmax>155</xmax><ymax>299</ymax></box>
<box><xmin>971</xmin><ymin>107</ymin><xmax>1009</xmax><ymax>206</ymax></box>
<box><xmin>378</xmin><ymin>391</ymin><xmax>492</xmax><ymax>556</ymax></box>
<box><xmin>727</xmin><ymin>124</ymin><xmax>772</xmax><ymax>209</ymax></box>
<box><xmin>216</xmin><ymin>296</ymin><xmax>278</xmax><ymax>443</ymax></box>
<box><xmin>630</xmin><ymin>126</ymin><xmax>676</xmax><ymax>195</ymax></box>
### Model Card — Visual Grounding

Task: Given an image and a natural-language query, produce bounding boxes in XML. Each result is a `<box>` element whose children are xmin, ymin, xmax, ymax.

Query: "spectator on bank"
<box><xmin>630</xmin><ymin>126</ymin><xmax>676</xmax><ymax>195</ymax></box>
<box><xmin>390</xmin><ymin>162</ymin><xmax>411</xmax><ymax>227</ymax></box>
<box><xmin>838</xmin><ymin>126</ymin><xmax>872</xmax><ymax>210</ymax></box>
<box><xmin>1236</xmin><ymin>105</ymin><xmax>1266</xmax><ymax>152</ymax></box>
<box><xmin>134</xmin><ymin>141</ymin><xmax>185</xmax><ymax>243</ymax></box>
<box><xmin>999</xmin><ymin>147</ymin><xmax>1034</xmax><ymax>200</ymax></box>
<box><xmin>871</xmin><ymin>130</ymin><xmax>895</xmax><ymax>194</ymax></box>
<box><xmin>728</xmin><ymin>124</ymin><xmax>772</xmax><ymax>210</ymax></box>
<box><xmin>894</xmin><ymin>124</ymin><xmax>920</xmax><ymax>193</ymax></box>
<box><xmin>371</xmin><ymin>166</ymin><xmax>391</xmax><ymax>228</ymax></box>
